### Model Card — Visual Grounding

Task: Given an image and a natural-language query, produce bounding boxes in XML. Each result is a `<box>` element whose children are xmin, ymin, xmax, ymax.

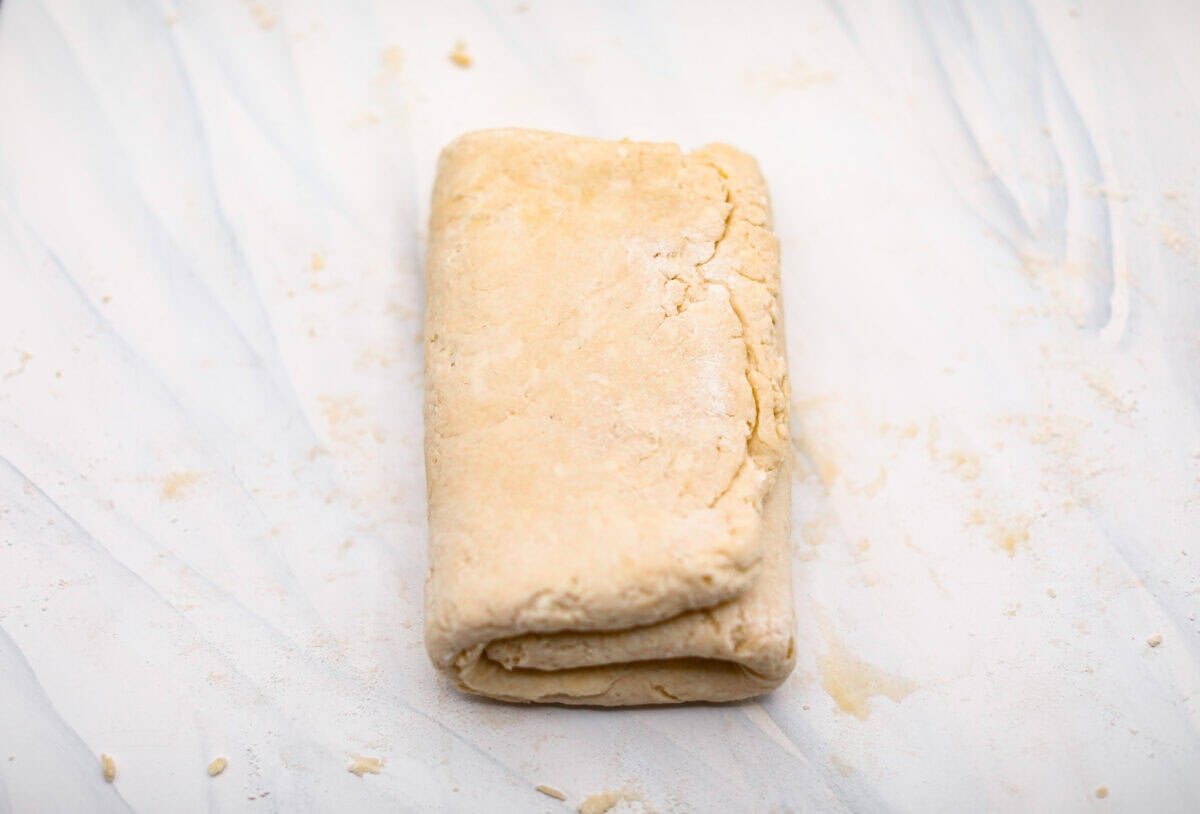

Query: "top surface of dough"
<box><xmin>424</xmin><ymin>129</ymin><xmax>787</xmax><ymax>658</ymax></box>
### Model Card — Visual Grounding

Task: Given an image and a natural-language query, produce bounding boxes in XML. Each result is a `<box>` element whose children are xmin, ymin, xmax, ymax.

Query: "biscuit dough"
<box><xmin>423</xmin><ymin>129</ymin><xmax>795</xmax><ymax>704</ymax></box>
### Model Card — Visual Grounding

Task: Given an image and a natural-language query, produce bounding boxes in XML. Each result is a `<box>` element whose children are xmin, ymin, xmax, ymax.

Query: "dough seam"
<box><xmin>686</xmin><ymin>155</ymin><xmax>784</xmax><ymax>511</ymax></box>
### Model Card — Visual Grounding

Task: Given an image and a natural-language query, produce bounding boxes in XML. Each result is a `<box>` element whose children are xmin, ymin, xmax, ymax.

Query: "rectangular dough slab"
<box><xmin>423</xmin><ymin>129</ymin><xmax>795</xmax><ymax>705</ymax></box>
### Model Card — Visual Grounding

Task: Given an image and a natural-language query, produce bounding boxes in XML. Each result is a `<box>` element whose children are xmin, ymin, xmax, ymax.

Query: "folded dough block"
<box><xmin>423</xmin><ymin>129</ymin><xmax>794</xmax><ymax>705</ymax></box>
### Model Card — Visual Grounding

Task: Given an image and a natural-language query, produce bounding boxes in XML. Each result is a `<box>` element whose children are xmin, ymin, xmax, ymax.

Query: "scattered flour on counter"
<box><xmin>966</xmin><ymin>508</ymin><xmax>1033</xmax><ymax>559</ymax></box>
<box><xmin>160</xmin><ymin>471</ymin><xmax>203</xmax><ymax>500</ymax></box>
<box><xmin>1084</xmin><ymin>182</ymin><xmax>1130</xmax><ymax>202</ymax></box>
<box><xmin>742</xmin><ymin>58</ymin><xmax>835</xmax><ymax>94</ymax></box>
<box><xmin>1156</xmin><ymin>219</ymin><xmax>1199</xmax><ymax>262</ymax></box>
<box><xmin>243</xmin><ymin>0</ymin><xmax>276</xmax><ymax>31</ymax></box>
<box><xmin>819</xmin><ymin>632</ymin><xmax>917</xmax><ymax>719</ymax></box>
<box><xmin>1159</xmin><ymin>223</ymin><xmax>1187</xmax><ymax>252</ymax></box>
<box><xmin>2</xmin><ymin>349</ymin><xmax>31</xmax><ymax>380</ymax></box>
<box><xmin>381</xmin><ymin>46</ymin><xmax>405</xmax><ymax>76</ymax></box>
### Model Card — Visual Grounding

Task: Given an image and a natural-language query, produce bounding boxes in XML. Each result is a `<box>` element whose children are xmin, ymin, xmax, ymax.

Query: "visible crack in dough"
<box><xmin>684</xmin><ymin>156</ymin><xmax>783</xmax><ymax>511</ymax></box>
<box><xmin>652</xmin><ymin>683</ymin><xmax>681</xmax><ymax>701</ymax></box>
<box><xmin>424</xmin><ymin>130</ymin><xmax>794</xmax><ymax>704</ymax></box>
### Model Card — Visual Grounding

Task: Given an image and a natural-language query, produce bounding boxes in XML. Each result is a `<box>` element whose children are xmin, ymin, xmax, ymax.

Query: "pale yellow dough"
<box><xmin>423</xmin><ymin>129</ymin><xmax>795</xmax><ymax>705</ymax></box>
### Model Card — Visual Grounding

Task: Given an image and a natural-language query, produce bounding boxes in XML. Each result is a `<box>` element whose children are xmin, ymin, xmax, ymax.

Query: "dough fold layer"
<box><xmin>423</xmin><ymin>129</ymin><xmax>794</xmax><ymax>705</ymax></box>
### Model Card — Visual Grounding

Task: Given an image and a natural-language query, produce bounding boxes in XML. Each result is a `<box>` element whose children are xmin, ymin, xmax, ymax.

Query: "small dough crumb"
<box><xmin>578</xmin><ymin>790</ymin><xmax>639</xmax><ymax>814</ymax></box>
<box><xmin>1147</xmin><ymin>634</ymin><xmax>1163</xmax><ymax>648</ymax></box>
<box><xmin>348</xmin><ymin>754</ymin><xmax>383</xmax><ymax>776</ymax></box>
<box><xmin>101</xmin><ymin>753</ymin><xmax>117</xmax><ymax>783</ymax></box>
<box><xmin>449</xmin><ymin>41</ymin><xmax>472</xmax><ymax>68</ymax></box>
<box><xmin>1160</xmin><ymin>223</ymin><xmax>1188</xmax><ymax>253</ymax></box>
<box><xmin>248</xmin><ymin>2</ymin><xmax>276</xmax><ymax>31</ymax></box>
<box><xmin>382</xmin><ymin>46</ymin><xmax>405</xmax><ymax>74</ymax></box>
<box><xmin>1095</xmin><ymin>786</ymin><xmax>1108</xmax><ymax>799</ymax></box>
<box><xmin>579</xmin><ymin>793</ymin><xmax>619</xmax><ymax>814</ymax></box>
<box><xmin>207</xmin><ymin>756</ymin><xmax>228</xmax><ymax>777</ymax></box>
<box><xmin>536</xmin><ymin>784</ymin><xmax>568</xmax><ymax>800</ymax></box>
<box><xmin>1046</xmin><ymin>587</ymin><xmax>1057</xmax><ymax>598</ymax></box>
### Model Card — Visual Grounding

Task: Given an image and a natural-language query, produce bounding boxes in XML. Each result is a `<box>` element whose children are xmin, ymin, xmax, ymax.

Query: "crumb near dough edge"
<box><xmin>536</xmin><ymin>783</ymin><xmax>568</xmax><ymax>800</ymax></box>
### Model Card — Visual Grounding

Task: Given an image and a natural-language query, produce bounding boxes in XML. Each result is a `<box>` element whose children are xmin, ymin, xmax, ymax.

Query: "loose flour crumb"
<box><xmin>578</xmin><ymin>789</ymin><xmax>640</xmax><ymax>814</ymax></box>
<box><xmin>348</xmin><ymin>754</ymin><xmax>382</xmax><ymax>776</ymax></box>
<box><xmin>449</xmin><ymin>41</ymin><xmax>472</xmax><ymax>68</ymax></box>
<box><xmin>1147</xmin><ymin>634</ymin><xmax>1163</xmax><ymax>648</ymax></box>
<box><xmin>101</xmin><ymin>753</ymin><xmax>117</xmax><ymax>783</ymax></box>
<box><xmin>1159</xmin><ymin>223</ymin><xmax>1188</xmax><ymax>253</ymax></box>
<box><xmin>208</xmin><ymin>756</ymin><xmax>228</xmax><ymax>777</ymax></box>
<box><xmin>536</xmin><ymin>784</ymin><xmax>568</xmax><ymax>800</ymax></box>
<box><xmin>1095</xmin><ymin>786</ymin><xmax>1108</xmax><ymax>799</ymax></box>
<box><xmin>579</xmin><ymin>792</ymin><xmax>620</xmax><ymax>814</ymax></box>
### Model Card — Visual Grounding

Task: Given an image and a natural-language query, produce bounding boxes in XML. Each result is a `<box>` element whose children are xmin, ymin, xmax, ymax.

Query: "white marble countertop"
<box><xmin>1</xmin><ymin>0</ymin><xmax>1198</xmax><ymax>811</ymax></box>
